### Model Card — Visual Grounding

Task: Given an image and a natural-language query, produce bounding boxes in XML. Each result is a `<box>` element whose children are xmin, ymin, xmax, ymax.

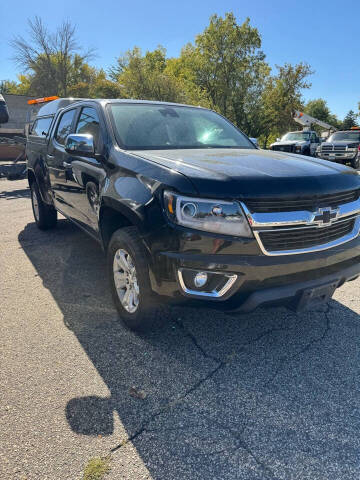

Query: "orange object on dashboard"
<box><xmin>27</xmin><ymin>96</ymin><xmax>59</xmax><ymax>105</ymax></box>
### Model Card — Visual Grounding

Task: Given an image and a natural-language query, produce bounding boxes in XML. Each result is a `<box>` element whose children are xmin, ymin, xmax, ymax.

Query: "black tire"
<box><xmin>351</xmin><ymin>155</ymin><xmax>359</xmax><ymax>169</ymax></box>
<box><xmin>108</xmin><ymin>226</ymin><xmax>159</xmax><ymax>331</ymax></box>
<box><xmin>30</xmin><ymin>180</ymin><xmax>57</xmax><ymax>230</ymax></box>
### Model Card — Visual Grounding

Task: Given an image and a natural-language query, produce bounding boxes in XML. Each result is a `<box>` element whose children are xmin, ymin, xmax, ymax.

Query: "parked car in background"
<box><xmin>270</xmin><ymin>130</ymin><xmax>320</xmax><ymax>156</ymax></box>
<box><xmin>316</xmin><ymin>129</ymin><xmax>360</xmax><ymax>169</ymax></box>
<box><xmin>0</xmin><ymin>94</ymin><xmax>9</xmax><ymax>124</ymax></box>
<box><xmin>26</xmin><ymin>98</ymin><xmax>360</xmax><ymax>331</ymax></box>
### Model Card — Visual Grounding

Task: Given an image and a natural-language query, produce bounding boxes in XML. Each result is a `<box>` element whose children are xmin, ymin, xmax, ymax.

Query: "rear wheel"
<box><xmin>30</xmin><ymin>181</ymin><xmax>57</xmax><ymax>230</ymax></box>
<box><xmin>108</xmin><ymin>226</ymin><xmax>160</xmax><ymax>331</ymax></box>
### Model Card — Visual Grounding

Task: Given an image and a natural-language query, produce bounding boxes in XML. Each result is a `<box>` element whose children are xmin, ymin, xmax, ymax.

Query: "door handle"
<box><xmin>46</xmin><ymin>154</ymin><xmax>54</xmax><ymax>159</ymax></box>
<box><xmin>63</xmin><ymin>161</ymin><xmax>72</xmax><ymax>168</ymax></box>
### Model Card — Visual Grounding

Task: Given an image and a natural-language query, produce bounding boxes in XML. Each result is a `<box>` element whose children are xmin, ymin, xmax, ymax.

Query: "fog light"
<box><xmin>194</xmin><ymin>272</ymin><xmax>208</xmax><ymax>288</ymax></box>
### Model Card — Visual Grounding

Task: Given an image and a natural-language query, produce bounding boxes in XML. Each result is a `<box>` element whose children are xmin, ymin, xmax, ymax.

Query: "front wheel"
<box><xmin>30</xmin><ymin>181</ymin><xmax>57</xmax><ymax>230</ymax></box>
<box><xmin>351</xmin><ymin>155</ymin><xmax>359</xmax><ymax>169</ymax></box>
<box><xmin>108</xmin><ymin>226</ymin><xmax>160</xmax><ymax>331</ymax></box>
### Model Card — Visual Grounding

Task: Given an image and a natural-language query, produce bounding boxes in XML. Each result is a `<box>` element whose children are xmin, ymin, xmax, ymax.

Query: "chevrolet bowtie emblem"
<box><xmin>311</xmin><ymin>207</ymin><xmax>340</xmax><ymax>227</ymax></box>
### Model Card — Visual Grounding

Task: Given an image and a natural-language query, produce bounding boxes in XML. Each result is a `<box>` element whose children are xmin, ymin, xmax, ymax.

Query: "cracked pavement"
<box><xmin>1</xmin><ymin>179</ymin><xmax>360</xmax><ymax>480</ymax></box>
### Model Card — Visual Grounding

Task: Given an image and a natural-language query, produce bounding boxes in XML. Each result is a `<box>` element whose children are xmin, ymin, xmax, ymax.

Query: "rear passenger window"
<box><xmin>55</xmin><ymin>109</ymin><xmax>76</xmax><ymax>145</ymax></box>
<box><xmin>75</xmin><ymin>107</ymin><xmax>101</xmax><ymax>149</ymax></box>
<box><xmin>31</xmin><ymin>117</ymin><xmax>53</xmax><ymax>137</ymax></box>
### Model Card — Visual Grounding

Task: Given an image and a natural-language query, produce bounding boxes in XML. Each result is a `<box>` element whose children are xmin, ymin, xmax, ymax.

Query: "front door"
<box><xmin>69</xmin><ymin>105</ymin><xmax>106</xmax><ymax>233</ymax></box>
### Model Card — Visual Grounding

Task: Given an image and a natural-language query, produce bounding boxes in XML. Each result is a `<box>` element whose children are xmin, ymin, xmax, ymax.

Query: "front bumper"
<box><xmin>317</xmin><ymin>152</ymin><xmax>358</xmax><ymax>162</ymax></box>
<box><xmin>271</xmin><ymin>145</ymin><xmax>302</xmax><ymax>154</ymax></box>
<box><xmin>149</xmin><ymin>228</ymin><xmax>360</xmax><ymax>311</ymax></box>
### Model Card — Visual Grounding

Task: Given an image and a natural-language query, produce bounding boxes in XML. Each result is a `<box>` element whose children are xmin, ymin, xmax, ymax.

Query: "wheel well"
<box><xmin>99</xmin><ymin>206</ymin><xmax>132</xmax><ymax>250</ymax></box>
<box><xmin>82</xmin><ymin>173</ymin><xmax>98</xmax><ymax>188</ymax></box>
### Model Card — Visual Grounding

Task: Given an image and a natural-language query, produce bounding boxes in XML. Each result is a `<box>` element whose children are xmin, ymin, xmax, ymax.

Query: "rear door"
<box><xmin>27</xmin><ymin>116</ymin><xmax>54</xmax><ymax>203</ymax></box>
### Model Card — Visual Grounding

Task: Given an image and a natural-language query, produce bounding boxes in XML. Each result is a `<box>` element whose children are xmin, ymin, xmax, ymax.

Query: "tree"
<box><xmin>0</xmin><ymin>80</ymin><xmax>18</xmax><ymax>94</ymax></box>
<box><xmin>341</xmin><ymin>110</ymin><xmax>358</xmax><ymax>130</ymax></box>
<box><xmin>110</xmin><ymin>46</ymin><xmax>193</xmax><ymax>103</ymax></box>
<box><xmin>260</xmin><ymin>62</ymin><xmax>313</xmax><ymax>147</ymax></box>
<box><xmin>11</xmin><ymin>16</ymin><xmax>94</xmax><ymax>96</ymax></box>
<box><xmin>304</xmin><ymin>98</ymin><xmax>340</xmax><ymax>133</ymax></box>
<box><xmin>178</xmin><ymin>13</ymin><xmax>269</xmax><ymax>134</ymax></box>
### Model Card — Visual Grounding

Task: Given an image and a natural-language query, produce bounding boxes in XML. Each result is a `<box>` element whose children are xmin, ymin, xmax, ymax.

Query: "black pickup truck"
<box><xmin>26</xmin><ymin>98</ymin><xmax>360</xmax><ymax>330</ymax></box>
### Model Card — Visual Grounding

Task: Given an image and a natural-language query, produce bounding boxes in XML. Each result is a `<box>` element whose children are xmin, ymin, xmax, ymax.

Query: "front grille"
<box><xmin>259</xmin><ymin>218</ymin><xmax>355</xmax><ymax>252</ymax></box>
<box><xmin>320</xmin><ymin>145</ymin><xmax>353</xmax><ymax>154</ymax></box>
<box><xmin>272</xmin><ymin>145</ymin><xmax>294</xmax><ymax>153</ymax></box>
<box><xmin>245</xmin><ymin>189</ymin><xmax>359</xmax><ymax>213</ymax></box>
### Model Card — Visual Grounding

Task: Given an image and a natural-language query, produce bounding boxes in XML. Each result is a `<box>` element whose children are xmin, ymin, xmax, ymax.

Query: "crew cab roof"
<box><xmin>285</xmin><ymin>130</ymin><xmax>314</xmax><ymax>134</ymax></box>
<box><xmin>36</xmin><ymin>98</ymin><xmax>88</xmax><ymax>117</ymax></box>
<box><xmin>44</xmin><ymin>98</ymin><xmax>208</xmax><ymax>112</ymax></box>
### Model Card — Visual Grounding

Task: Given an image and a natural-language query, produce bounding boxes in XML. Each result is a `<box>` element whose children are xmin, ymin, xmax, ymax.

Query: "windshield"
<box><xmin>109</xmin><ymin>103</ymin><xmax>255</xmax><ymax>150</ymax></box>
<box><xmin>280</xmin><ymin>132</ymin><xmax>310</xmax><ymax>141</ymax></box>
<box><xmin>327</xmin><ymin>131</ymin><xmax>360</xmax><ymax>142</ymax></box>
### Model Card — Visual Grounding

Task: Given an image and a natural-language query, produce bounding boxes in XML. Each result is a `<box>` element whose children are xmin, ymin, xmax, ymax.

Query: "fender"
<box><xmin>28</xmin><ymin>161</ymin><xmax>53</xmax><ymax>206</ymax></box>
<box><xmin>101</xmin><ymin>173</ymin><xmax>158</xmax><ymax>233</ymax></box>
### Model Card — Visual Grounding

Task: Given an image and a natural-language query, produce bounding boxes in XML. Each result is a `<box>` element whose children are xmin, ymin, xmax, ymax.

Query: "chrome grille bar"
<box><xmin>241</xmin><ymin>198</ymin><xmax>360</xmax><ymax>256</ymax></box>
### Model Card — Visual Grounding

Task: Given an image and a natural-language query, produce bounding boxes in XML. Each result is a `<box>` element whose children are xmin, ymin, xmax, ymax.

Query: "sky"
<box><xmin>0</xmin><ymin>0</ymin><xmax>358</xmax><ymax>120</ymax></box>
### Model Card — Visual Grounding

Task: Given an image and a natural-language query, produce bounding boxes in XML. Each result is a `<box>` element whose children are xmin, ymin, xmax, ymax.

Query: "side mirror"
<box><xmin>65</xmin><ymin>134</ymin><xmax>95</xmax><ymax>157</ymax></box>
<box><xmin>276</xmin><ymin>138</ymin><xmax>280</xmax><ymax>142</ymax></box>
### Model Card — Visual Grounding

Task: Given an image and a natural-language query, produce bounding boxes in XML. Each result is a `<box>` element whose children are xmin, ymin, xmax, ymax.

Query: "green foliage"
<box><xmin>110</xmin><ymin>46</ymin><xmax>199</xmax><ymax>104</ymax></box>
<box><xmin>304</xmin><ymin>98</ymin><xmax>340</xmax><ymax>133</ymax></box>
<box><xmin>341</xmin><ymin>110</ymin><xmax>358</xmax><ymax>130</ymax></box>
<box><xmin>83</xmin><ymin>456</ymin><xmax>110</xmax><ymax>480</ymax></box>
<box><xmin>180</xmin><ymin>13</ymin><xmax>270</xmax><ymax>135</ymax></box>
<box><xmin>260</xmin><ymin>62</ymin><xmax>313</xmax><ymax>147</ymax></box>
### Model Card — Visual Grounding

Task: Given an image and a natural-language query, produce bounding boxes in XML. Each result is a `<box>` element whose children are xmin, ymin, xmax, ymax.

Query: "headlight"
<box><xmin>316</xmin><ymin>146</ymin><xmax>320</xmax><ymax>152</ymax></box>
<box><xmin>163</xmin><ymin>191</ymin><xmax>253</xmax><ymax>238</ymax></box>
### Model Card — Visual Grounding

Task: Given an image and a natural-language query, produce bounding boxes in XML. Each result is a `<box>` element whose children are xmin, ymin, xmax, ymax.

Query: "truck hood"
<box><xmin>321</xmin><ymin>140</ymin><xmax>359</xmax><ymax>147</ymax></box>
<box><xmin>130</xmin><ymin>148</ymin><xmax>360</xmax><ymax>198</ymax></box>
<box><xmin>271</xmin><ymin>140</ymin><xmax>307</xmax><ymax>147</ymax></box>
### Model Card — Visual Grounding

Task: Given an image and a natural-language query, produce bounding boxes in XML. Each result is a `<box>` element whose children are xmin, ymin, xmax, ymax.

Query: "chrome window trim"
<box><xmin>177</xmin><ymin>269</ymin><xmax>237</xmax><ymax>298</ymax></box>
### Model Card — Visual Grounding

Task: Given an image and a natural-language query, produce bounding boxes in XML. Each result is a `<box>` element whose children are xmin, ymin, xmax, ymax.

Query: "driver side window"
<box><xmin>75</xmin><ymin>107</ymin><xmax>101</xmax><ymax>150</ymax></box>
<box><xmin>55</xmin><ymin>109</ymin><xmax>76</xmax><ymax>145</ymax></box>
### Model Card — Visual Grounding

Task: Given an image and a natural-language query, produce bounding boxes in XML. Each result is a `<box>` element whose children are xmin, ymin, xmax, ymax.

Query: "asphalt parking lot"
<box><xmin>1</xmin><ymin>178</ymin><xmax>360</xmax><ymax>480</ymax></box>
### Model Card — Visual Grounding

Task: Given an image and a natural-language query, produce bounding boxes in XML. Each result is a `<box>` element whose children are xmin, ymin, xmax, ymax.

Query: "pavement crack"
<box><xmin>110</xmin><ymin>362</ymin><xmax>224</xmax><ymax>453</ymax></box>
<box><xmin>211</xmin><ymin>420</ymin><xmax>279</xmax><ymax>479</ymax></box>
<box><xmin>173</xmin><ymin>317</ymin><xmax>223</xmax><ymax>365</ymax></box>
<box><xmin>263</xmin><ymin>310</ymin><xmax>331</xmax><ymax>389</ymax></box>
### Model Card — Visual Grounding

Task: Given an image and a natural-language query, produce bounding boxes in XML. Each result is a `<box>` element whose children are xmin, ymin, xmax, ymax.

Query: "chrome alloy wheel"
<box><xmin>31</xmin><ymin>188</ymin><xmax>39</xmax><ymax>221</ymax></box>
<box><xmin>113</xmin><ymin>249</ymin><xmax>140</xmax><ymax>313</ymax></box>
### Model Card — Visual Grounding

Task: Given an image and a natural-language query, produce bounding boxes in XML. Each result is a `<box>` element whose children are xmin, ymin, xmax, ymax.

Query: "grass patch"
<box><xmin>83</xmin><ymin>456</ymin><xmax>111</xmax><ymax>480</ymax></box>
